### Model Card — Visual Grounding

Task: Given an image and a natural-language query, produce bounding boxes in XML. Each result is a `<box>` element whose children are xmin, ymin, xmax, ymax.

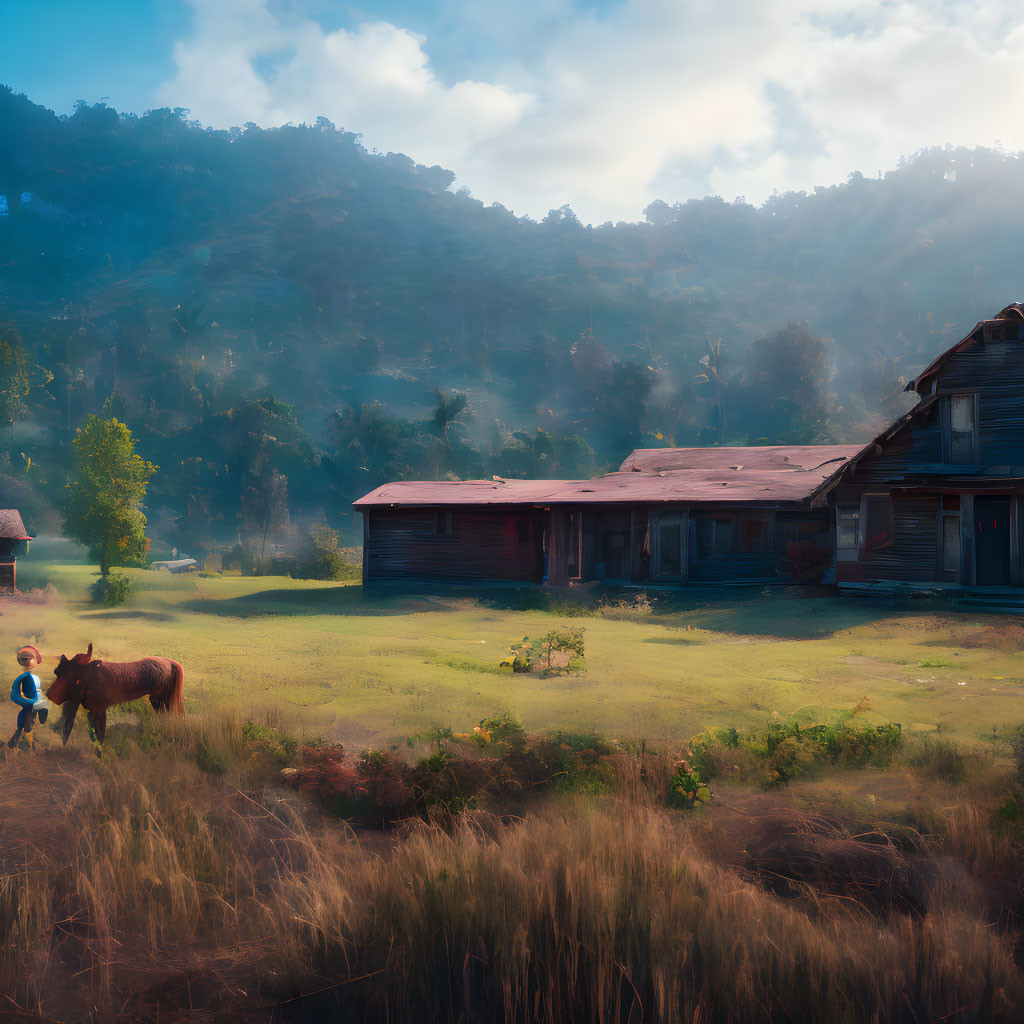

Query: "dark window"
<box><xmin>942</xmin><ymin>494</ymin><xmax>960</xmax><ymax>511</ymax></box>
<box><xmin>659</xmin><ymin>523</ymin><xmax>681</xmax><ymax>575</ymax></box>
<box><xmin>837</xmin><ymin>507</ymin><xmax>859</xmax><ymax>560</ymax></box>
<box><xmin>942</xmin><ymin>514</ymin><xmax>960</xmax><ymax>574</ymax></box>
<box><xmin>435</xmin><ymin>511</ymin><xmax>454</xmax><ymax>536</ymax></box>
<box><xmin>694</xmin><ymin>516</ymin><xmax>735</xmax><ymax>557</ymax></box>
<box><xmin>714</xmin><ymin>518</ymin><xmax>733</xmax><ymax>554</ymax></box>
<box><xmin>948</xmin><ymin>394</ymin><xmax>976</xmax><ymax>464</ymax></box>
<box><xmin>738</xmin><ymin>518</ymin><xmax>767</xmax><ymax>552</ymax></box>
<box><xmin>861</xmin><ymin>495</ymin><xmax>894</xmax><ymax>552</ymax></box>
<box><xmin>695</xmin><ymin>518</ymin><xmax>714</xmax><ymax>558</ymax></box>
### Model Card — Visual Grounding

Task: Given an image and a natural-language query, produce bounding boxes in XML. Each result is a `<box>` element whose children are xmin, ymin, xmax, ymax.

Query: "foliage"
<box><xmin>667</xmin><ymin>760</ymin><xmax>713</xmax><ymax>809</ymax></box>
<box><xmin>9</xmin><ymin>86</ymin><xmax>1024</xmax><ymax>553</ymax></box>
<box><xmin>500</xmin><ymin>626</ymin><xmax>585</xmax><ymax>676</ymax></box>
<box><xmin>89</xmin><ymin>570</ymin><xmax>133</xmax><ymax>607</ymax></box>
<box><xmin>62</xmin><ymin>415</ymin><xmax>156</xmax><ymax>574</ymax></box>
<box><xmin>686</xmin><ymin>706</ymin><xmax>902</xmax><ymax>788</ymax></box>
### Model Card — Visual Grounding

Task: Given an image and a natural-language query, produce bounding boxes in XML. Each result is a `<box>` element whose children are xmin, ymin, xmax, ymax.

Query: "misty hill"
<box><xmin>2</xmin><ymin>85</ymin><xmax>1023</xmax><ymax>551</ymax></box>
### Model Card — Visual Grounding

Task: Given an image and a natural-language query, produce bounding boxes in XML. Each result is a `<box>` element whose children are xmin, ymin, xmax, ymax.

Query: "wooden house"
<box><xmin>0</xmin><ymin>509</ymin><xmax>32</xmax><ymax>593</ymax></box>
<box><xmin>354</xmin><ymin>304</ymin><xmax>1024</xmax><ymax>596</ymax></box>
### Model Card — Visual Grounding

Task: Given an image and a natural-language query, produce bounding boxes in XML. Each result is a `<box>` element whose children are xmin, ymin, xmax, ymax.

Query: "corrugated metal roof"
<box><xmin>354</xmin><ymin>444</ymin><xmax>869</xmax><ymax>509</ymax></box>
<box><xmin>0</xmin><ymin>509</ymin><xmax>31</xmax><ymax>540</ymax></box>
<box><xmin>618</xmin><ymin>445</ymin><xmax>864</xmax><ymax>474</ymax></box>
<box><xmin>354</xmin><ymin>478</ymin><xmax>582</xmax><ymax>508</ymax></box>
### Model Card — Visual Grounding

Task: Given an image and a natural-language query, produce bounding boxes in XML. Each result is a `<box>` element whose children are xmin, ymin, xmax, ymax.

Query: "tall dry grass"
<box><xmin>0</xmin><ymin>715</ymin><xmax>1021</xmax><ymax>1022</ymax></box>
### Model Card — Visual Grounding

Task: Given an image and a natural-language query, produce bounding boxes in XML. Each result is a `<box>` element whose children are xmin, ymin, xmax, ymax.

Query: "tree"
<box><xmin>0</xmin><ymin>324</ymin><xmax>52</xmax><ymax>442</ymax></box>
<box><xmin>63</xmin><ymin>416</ymin><xmax>157</xmax><ymax>574</ymax></box>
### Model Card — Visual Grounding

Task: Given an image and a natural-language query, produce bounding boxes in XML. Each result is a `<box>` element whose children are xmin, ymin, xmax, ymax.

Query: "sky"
<box><xmin>3</xmin><ymin>0</ymin><xmax>1024</xmax><ymax>224</ymax></box>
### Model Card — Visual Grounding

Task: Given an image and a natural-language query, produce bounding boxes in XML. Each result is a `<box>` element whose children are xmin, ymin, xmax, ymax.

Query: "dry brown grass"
<box><xmin>0</xmin><ymin>721</ymin><xmax>1021</xmax><ymax>1023</ymax></box>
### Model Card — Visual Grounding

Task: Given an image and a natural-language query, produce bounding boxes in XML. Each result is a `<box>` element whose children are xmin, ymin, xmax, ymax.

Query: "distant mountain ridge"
<box><xmin>2</xmin><ymin>84</ymin><xmax>1023</xmax><ymax>546</ymax></box>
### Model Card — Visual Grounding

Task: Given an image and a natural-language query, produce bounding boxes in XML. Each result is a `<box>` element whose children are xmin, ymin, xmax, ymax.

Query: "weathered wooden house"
<box><xmin>0</xmin><ymin>509</ymin><xmax>32</xmax><ymax>593</ymax></box>
<box><xmin>355</xmin><ymin>304</ymin><xmax>1024</xmax><ymax>596</ymax></box>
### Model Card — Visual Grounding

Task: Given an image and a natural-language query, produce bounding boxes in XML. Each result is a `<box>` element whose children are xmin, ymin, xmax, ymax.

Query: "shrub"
<box><xmin>1009</xmin><ymin>724</ymin><xmax>1024</xmax><ymax>780</ymax></box>
<box><xmin>906</xmin><ymin>738</ymin><xmax>974</xmax><ymax>784</ymax></box>
<box><xmin>667</xmin><ymin>761</ymin><xmax>712</xmax><ymax>809</ymax></box>
<box><xmin>500</xmin><ymin>626</ymin><xmax>585</xmax><ymax>675</ymax></box>
<box><xmin>89</xmin><ymin>570</ymin><xmax>133</xmax><ymax>606</ymax></box>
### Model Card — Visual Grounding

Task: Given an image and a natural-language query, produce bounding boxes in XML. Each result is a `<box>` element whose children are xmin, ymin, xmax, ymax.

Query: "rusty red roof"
<box><xmin>353</xmin><ymin>478</ymin><xmax>582</xmax><ymax>508</ymax></box>
<box><xmin>0</xmin><ymin>510</ymin><xmax>31</xmax><ymax>540</ymax></box>
<box><xmin>354</xmin><ymin>444</ymin><xmax>869</xmax><ymax>509</ymax></box>
<box><xmin>618</xmin><ymin>445</ymin><xmax>863</xmax><ymax>474</ymax></box>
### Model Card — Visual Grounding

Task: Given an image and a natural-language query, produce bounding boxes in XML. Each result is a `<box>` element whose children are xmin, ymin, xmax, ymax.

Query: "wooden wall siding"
<box><xmin>855</xmin><ymin>337</ymin><xmax>1024</xmax><ymax>487</ymax></box>
<box><xmin>0</xmin><ymin>563</ymin><xmax>13</xmax><ymax>593</ymax></box>
<box><xmin>844</xmin><ymin>405</ymin><xmax>943</xmax><ymax>484</ymax></box>
<box><xmin>687</xmin><ymin>551</ymin><xmax>779</xmax><ymax>583</ymax></box>
<box><xmin>835</xmin><ymin>493</ymin><xmax>940</xmax><ymax>583</ymax></box>
<box><xmin>580</xmin><ymin>508</ymin><xmax>633</xmax><ymax>581</ymax></box>
<box><xmin>934</xmin><ymin>338</ymin><xmax>1024</xmax><ymax>465</ymax></box>
<box><xmin>365</xmin><ymin>509</ymin><xmax>545</xmax><ymax>585</ymax></box>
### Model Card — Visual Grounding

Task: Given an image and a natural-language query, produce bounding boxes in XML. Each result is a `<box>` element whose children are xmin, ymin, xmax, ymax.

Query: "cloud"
<box><xmin>161</xmin><ymin>0</ymin><xmax>1024</xmax><ymax>223</ymax></box>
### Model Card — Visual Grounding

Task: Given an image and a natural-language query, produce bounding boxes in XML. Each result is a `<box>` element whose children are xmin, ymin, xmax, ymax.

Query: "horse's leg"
<box><xmin>86</xmin><ymin>709</ymin><xmax>107</xmax><ymax>753</ymax></box>
<box><xmin>149</xmin><ymin>694</ymin><xmax>162</xmax><ymax>712</ymax></box>
<box><xmin>59</xmin><ymin>701</ymin><xmax>80</xmax><ymax>746</ymax></box>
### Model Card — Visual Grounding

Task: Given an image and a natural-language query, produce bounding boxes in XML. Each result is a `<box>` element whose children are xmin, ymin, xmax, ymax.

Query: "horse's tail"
<box><xmin>168</xmin><ymin>661</ymin><xmax>185</xmax><ymax>715</ymax></box>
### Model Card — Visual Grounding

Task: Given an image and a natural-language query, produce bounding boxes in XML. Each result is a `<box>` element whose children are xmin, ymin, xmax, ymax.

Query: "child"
<box><xmin>8</xmin><ymin>645</ymin><xmax>47</xmax><ymax>751</ymax></box>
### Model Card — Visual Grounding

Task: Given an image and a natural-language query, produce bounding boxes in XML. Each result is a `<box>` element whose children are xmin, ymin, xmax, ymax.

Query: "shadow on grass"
<box><xmin>79</xmin><ymin>611</ymin><xmax>176</xmax><ymax>621</ymax></box>
<box><xmin>180</xmin><ymin>585</ymin><xmax>441</xmax><ymax>618</ymax></box>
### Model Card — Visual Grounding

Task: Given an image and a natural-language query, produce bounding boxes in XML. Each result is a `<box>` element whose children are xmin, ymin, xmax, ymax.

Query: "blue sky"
<box><xmin>3</xmin><ymin>1</ymin><xmax>1023</xmax><ymax>224</ymax></box>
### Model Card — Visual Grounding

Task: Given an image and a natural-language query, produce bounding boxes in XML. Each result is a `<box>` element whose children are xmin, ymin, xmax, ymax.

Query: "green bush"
<box><xmin>89</xmin><ymin>570</ymin><xmax>133</xmax><ymax>607</ymax></box>
<box><xmin>667</xmin><ymin>762</ymin><xmax>712</xmax><ymax>809</ymax></box>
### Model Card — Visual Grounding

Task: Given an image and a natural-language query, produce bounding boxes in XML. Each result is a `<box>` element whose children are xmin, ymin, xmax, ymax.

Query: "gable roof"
<box><xmin>906</xmin><ymin>302</ymin><xmax>1024</xmax><ymax>394</ymax></box>
<box><xmin>354</xmin><ymin>444</ymin><xmax>868</xmax><ymax>509</ymax></box>
<box><xmin>0</xmin><ymin>510</ymin><xmax>31</xmax><ymax>541</ymax></box>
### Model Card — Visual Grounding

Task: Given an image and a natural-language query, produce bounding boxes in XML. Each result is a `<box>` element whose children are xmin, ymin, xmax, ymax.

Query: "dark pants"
<box><xmin>16</xmin><ymin>707</ymin><xmax>35</xmax><ymax>732</ymax></box>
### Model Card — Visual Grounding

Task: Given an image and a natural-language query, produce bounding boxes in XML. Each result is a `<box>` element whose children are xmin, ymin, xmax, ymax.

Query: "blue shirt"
<box><xmin>10</xmin><ymin>672</ymin><xmax>39</xmax><ymax>709</ymax></box>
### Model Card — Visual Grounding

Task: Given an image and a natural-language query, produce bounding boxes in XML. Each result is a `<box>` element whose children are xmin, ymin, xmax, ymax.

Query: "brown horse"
<box><xmin>47</xmin><ymin>644</ymin><xmax>184</xmax><ymax>745</ymax></box>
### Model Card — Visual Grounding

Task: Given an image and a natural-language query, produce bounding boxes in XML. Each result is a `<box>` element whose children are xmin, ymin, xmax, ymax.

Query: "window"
<box><xmin>948</xmin><ymin>394</ymin><xmax>976</xmax><ymax>464</ymax></box>
<box><xmin>694</xmin><ymin>516</ymin><xmax>733</xmax><ymax>558</ymax></box>
<box><xmin>659</xmin><ymin>523</ymin><xmax>681</xmax><ymax>574</ymax></box>
<box><xmin>695</xmin><ymin>518</ymin><xmax>714</xmax><ymax>558</ymax></box>
<box><xmin>837</xmin><ymin>507</ymin><xmax>859</xmax><ymax>560</ymax></box>
<box><xmin>738</xmin><ymin>517</ymin><xmax>768</xmax><ymax>552</ymax></box>
<box><xmin>942</xmin><ymin>514</ymin><xmax>960</xmax><ymax>575</ymax></box>
<box><xmin>860</xmin><ymin>494</ymin><xmax>894</xmax><ymax>552</ymax></box>
<box><xmin>435</xmin><ymin>511</ymin><xmax>454</xmax><ymax>536</ymax></box>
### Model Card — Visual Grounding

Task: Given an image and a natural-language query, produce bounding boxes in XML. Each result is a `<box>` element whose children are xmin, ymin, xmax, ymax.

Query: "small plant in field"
<box><xmin>1009</xmin><ymin>724</ymin><xmax>1024</xmax><ymax>780</ymax></box>
<box><xmin>90</xmin><ymin>570</ymin><xmax>133</xmax><ymax>606</ymax></box>
<box><xmin>500</xmin><ymin>626</ymin><xmax>585</xmax><ymax>676</ymax></box>
<box><xmin>597</xmin><ymin>592</ymin><xmax>654</xmax><ymax>621</ymax></box>
<box><xmin>500</xmin><ymin>636</ymin><xmax>539</xmax><ymax>672</ymax></box>
<box><xmin>668</xmin><ymin>760</ymin><xmax>712</xmax><ymax>809</ymax></box>
<box><xmin>242</xmin><ymin>719</ymin><xmax>298</xmax><ymax>766</ymax></box>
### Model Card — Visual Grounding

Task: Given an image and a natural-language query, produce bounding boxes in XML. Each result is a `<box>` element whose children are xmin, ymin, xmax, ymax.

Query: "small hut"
<box><xmin>0</xmin><ymin>510</ymin><xmax>32</xmax><ymax>593</ymax></box>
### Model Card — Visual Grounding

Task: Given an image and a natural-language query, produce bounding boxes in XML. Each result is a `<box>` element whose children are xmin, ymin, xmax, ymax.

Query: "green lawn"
<box><xmin>4</xmin><ymin>561</ymin><xmax>1024</xmax><ymax>749</ymax></box>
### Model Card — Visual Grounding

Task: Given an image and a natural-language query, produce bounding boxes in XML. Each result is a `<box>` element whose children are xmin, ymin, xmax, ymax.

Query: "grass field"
<box><xmin>4</xmin><ymin>559</ymin><xmax>1024</xmax><ymax>751</ymax></box>
<box><xmin>4</xmin><ymin>560</ymin><xmax>1024</xmax><ymax>1021</ymax></box>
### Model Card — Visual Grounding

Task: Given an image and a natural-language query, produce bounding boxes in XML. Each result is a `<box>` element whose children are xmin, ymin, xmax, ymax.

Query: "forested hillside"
<box><xmin>2</xmin><ymin>85</ymin><xmax>1023</xmax><ymax>553</ymax></box>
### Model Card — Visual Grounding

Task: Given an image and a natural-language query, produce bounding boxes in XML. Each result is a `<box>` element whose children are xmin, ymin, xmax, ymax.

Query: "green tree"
<box><xmin>63</xmin><ymin>416</ymin><xmax>157</xmax><ymax>574</ymax></box>
<box><xmin>0</xmin><ymin>324</ymin><xmax>52</xmax><ymax>442</ymax></box>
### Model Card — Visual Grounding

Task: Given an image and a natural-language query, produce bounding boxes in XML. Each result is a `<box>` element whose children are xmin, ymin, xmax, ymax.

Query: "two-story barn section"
<box><xmin>355</xmin><ymin>304</ymin><xmax>1024</xmax><ymax>597</ymax></box>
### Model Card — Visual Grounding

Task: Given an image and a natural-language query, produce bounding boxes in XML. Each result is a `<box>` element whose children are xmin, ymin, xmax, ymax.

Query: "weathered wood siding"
<box><xmin>834</xmin><ymin>492</ymin><xmax>940</xmax><ymax>583</ymax></box>
<box><xmin>365</xmin><ymin>508</ymin><xmax>545</xmax><ymax>586</ymax></box>
<box><xmin>834</xmin><ymin>328</ymin><xmax>1024</xmax><ymax>585</ymax></box>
